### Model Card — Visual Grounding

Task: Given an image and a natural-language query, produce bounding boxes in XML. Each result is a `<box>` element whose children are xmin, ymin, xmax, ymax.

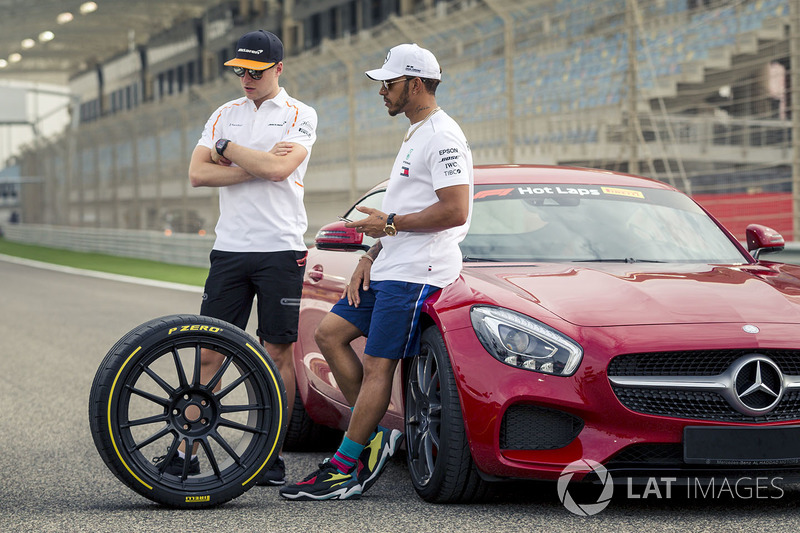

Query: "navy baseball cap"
<box><xmin>224</xmin><ymin>30</ymin><xmax>284</xmax><ymax>70</ymax></box>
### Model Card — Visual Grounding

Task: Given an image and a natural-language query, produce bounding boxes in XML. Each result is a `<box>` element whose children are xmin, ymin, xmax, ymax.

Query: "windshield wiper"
<box><xmin>573</xmin><ymin>258</ymin><xmax>666</xmax><ymax>263</ymax></box>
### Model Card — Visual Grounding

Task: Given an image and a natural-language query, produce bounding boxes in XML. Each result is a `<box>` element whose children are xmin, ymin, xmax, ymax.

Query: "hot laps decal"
<box><xmin>518</xmin><ymin>186</ymin><xmax>600</xmax><ymax>196</ymax></box>
<box><xmin>472</xmin><ymin>185</ymin><xmax>647</xmax><ymax>200</ymax></box>
<box><xmin>167</xmin><ymin>325</ymin><xmax>223</xmax><ymax>335</ymax></box>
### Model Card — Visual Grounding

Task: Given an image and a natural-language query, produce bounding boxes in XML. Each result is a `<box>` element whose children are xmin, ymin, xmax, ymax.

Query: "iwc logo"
<box><xmin>557</xmin><ymin>459</ymin><xmax>614</xmax><ymax>516</ymax></box>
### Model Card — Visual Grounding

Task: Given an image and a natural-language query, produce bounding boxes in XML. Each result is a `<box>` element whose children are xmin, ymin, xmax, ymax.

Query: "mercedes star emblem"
<box><xmin>728</xmin><ymin>355</ymin><xmax>783</xmax><ymax>416</ymax></box>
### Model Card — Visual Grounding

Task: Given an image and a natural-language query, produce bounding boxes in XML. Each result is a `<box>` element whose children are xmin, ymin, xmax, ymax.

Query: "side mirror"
<box><xmin>315</xmin><ymin>221</ymin><xmax>369</xmax><ymax>252</ymax></box>
<box><xmin>746</xmin><ymin>224</ymin><xmax>785</xmax><ymax>261</ymax></box>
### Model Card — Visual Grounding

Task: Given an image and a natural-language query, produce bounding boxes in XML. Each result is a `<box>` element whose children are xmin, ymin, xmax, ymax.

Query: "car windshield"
<box><xmin>461</xmin><ymin>183</ymin><xmax>748</xmax><ymax>263</ymax></box>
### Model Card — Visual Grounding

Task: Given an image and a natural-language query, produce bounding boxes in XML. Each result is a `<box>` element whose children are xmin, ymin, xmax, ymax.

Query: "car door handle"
<box><xmin>308</xmin><ymin>264</ymin><xmax>323</xmax><ymax>282</ymax></box>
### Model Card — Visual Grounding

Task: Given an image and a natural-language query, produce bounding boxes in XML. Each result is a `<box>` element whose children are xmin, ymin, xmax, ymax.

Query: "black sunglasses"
<box><xmin>232</xmin><ymin>64</ymin><xmax>274</xmax><ymax>80</ymax></box>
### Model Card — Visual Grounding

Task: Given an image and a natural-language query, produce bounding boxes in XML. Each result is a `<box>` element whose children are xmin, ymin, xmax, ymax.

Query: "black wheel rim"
<box><xmin>405</xmin><ymin>343</ymin><xmax>442</xmax><ymax>487</ymax></box>
<box><xmin>112</xmin><ymin>335</ymin><xmax>281</xmax><ymax>490</ymax></box>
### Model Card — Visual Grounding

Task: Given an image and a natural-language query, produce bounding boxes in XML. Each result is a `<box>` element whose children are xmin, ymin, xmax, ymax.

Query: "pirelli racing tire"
<box><xmin>89</xmin><ymin>314</ymin><xmax>287</xmax><ymax>508</ymax></box>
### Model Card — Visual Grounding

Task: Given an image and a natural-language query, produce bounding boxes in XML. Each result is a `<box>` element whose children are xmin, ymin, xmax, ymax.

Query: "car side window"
<box><xmin>345</xmin><ymin>190</ymin><xmax>385</xmax><ymax>248</ymax></box>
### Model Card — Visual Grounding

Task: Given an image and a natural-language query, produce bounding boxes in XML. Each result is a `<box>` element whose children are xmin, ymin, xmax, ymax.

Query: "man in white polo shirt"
<box><xmin>178</xmin><ymin>29</ymin><xmax>317</xmax><ymax>486</ymax></box>
<box><xmin>280</xmin><ymin>43</ymin><xmax>472</xmax><ymax>501</ymax></box>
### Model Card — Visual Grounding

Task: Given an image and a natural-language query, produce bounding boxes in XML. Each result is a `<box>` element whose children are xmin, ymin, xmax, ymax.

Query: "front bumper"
<box><xmin>441</xmin><ymin>320</ymin><xmax>800</xmax><ymax>482</ymax></box>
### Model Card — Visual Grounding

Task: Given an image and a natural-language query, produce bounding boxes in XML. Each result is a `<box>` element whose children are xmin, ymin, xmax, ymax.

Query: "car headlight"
<box><xmin>470</xmin><ymin>306</ymin><xmax>582</xmax><ymax>376</ymax></box>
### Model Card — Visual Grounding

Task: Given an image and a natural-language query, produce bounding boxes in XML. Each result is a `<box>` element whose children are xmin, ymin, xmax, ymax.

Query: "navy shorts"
<box><xmin>200</xmin><ymin>249</ymin><xmax>307</xmax><ymax>344</ymax></box>
<box><xmin>330</xmin><ymin>280</ymin><xmax>441</xmax><ymax>359</ymax></box>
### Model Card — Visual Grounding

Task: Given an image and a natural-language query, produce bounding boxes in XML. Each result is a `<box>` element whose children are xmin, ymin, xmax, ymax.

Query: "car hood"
<box><xmin>463</xmin><ymin>262</ymin><xmax>800</xmax><ymax>327</ymax></box>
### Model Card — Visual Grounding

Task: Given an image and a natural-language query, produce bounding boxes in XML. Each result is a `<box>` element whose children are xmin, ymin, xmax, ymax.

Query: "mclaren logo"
<box><xmin>729</xmin><ymin>355</ymin><xmax>783</xmax><ymax>416</ymax></box>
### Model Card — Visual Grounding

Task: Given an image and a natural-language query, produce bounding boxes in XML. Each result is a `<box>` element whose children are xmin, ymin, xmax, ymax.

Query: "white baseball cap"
<box><xmin>365</xmin><ymin>43</ymin><xmax>441</xmax><ymax>81</ymax></box>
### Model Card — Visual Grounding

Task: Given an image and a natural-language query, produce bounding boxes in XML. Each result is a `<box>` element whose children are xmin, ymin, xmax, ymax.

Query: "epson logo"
<box><xmin>238</xmin><ymin>48</ymin><xmax>264</xmax><ymax>55</ymax></box>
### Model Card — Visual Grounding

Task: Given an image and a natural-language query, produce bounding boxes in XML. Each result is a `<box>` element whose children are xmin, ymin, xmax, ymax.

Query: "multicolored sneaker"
<box><xmin>256</xmin><ymin>456</ymin><xmax>286</xmax><ymax>486</ymax></box>
<box><xmin>356</xmin><ymin>427</ymin><xmax>403</xmax><ymax>493</ymax></box>
<box><xmin>279</xmin><ymin>460</ymin><xmax>362</xmax><ymax>501</ymax></box>
<box><xmin>152</xmin><ymin>452</ymin><xmax>200</xmax><ymax>476</ymax></box>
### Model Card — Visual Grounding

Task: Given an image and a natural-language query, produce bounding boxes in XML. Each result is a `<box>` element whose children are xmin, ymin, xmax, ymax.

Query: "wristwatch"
<box><xmin>384</xmin><ymin>213</ymin><xmax>397</xmax><ymax>236</ymax></box>
<box><xmin>215</xmin><ymin>138</ymin><xmax>230</xmax><ymax>156</ymax></box>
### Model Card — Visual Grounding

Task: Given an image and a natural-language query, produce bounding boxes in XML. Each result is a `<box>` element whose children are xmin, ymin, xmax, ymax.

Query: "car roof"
<box><xmin>364</xmin><ymin>165</ymin><xmax>677</xmax><ymax>194</ymax></box>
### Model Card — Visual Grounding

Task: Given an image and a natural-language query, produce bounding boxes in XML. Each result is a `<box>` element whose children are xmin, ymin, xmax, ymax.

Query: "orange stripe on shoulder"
<box><xmin>212</xmin><ymin>101</ymin><xmax>248</xmax><ymax>140</ymax></box>
<box><xmin>294</xmin><ymin>181</ymin><xmax>304</xmax><ymax>188</ymax></box>
<box><xmin>285</xmin><ymin>101</ymin><xmax>300</xmax><ymax>129</ymax></box>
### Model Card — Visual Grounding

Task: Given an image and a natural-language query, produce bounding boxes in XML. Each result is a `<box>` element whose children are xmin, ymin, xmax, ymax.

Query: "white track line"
<box><xmin>0</xmin><ymin>253</ymin><xmax>202</xmax><ymax>293</ymax></box>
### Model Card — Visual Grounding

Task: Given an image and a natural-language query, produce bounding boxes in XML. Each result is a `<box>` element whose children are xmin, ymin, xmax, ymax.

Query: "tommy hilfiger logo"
<box><xmin>401</xmin><ymin>166</ymin><xmax>409</xmax><ymax>177</ymax></box>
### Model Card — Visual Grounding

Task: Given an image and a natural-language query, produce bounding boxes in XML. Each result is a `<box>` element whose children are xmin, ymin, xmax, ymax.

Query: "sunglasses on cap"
<box><xmin>232</xmin><ymin>64</ymin><xmax>274</xmax><ymax>80</ymax></box>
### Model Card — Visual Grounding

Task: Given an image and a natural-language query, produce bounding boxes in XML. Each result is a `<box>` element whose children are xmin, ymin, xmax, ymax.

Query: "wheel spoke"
<box><xmin>171</xmin><ymin>347</ymin><xmax>188</xmax><ymax>388</ymax></box>
<box><xmin>127</xmin><ymin>385</ymin><xmax>170</xmax><ymax>407</ymax></box>
<box><xmin>153</xmin><ymin>438</ymin><xmax>181</xmax><ymax>474</ymax></box>
<box><xmin>206</xmin><ymin>354</ymin><xmax>233</xmax><ymax>392</ymax></box>
<box><xmin>210</xmin><ymin>432</ymin><xmax>243</xmax><ymax>467</ymax></box>
<box><xmin>407</xmin><ymin>425</ymin><xmax>423</xmax><ymax>459</ymax></box>
<box><xmin>122</xmin><ymin>413</ymin><xmax>169</xmax><ymax>429</ymax></box>
<box><xmin>421</xmin><ymin>430</ymin><xmax>436</xmax><ymax>480</ymax></box>
<box><xmin>217</xmin><ymin>417</ymin><xmax>265</xmax><ymax>435</ymax></box>
<box><xmin>179</xmin><ymin>437</ymin><xmax>193</xmax><ymax>480</ymax></box>
<box><xmin>142</xmin><ymin>365</ymin><xmax>176</xmax><ymax>396</ymax></box>
<box><xmin>130</xmin><ymin>425</ymin><xmax>172</xmax><ymax>451</ymax></box>
<box><xmin>215</xmin><ymin>370</ymin><xmax>254</xmax><ymax>400</ymax></box>
<box><xmin>220</xmin><ymin>403</ymin><xmax>268</xmax><ymax>414</ymax></box>
<box><xmin>192</xmin><ymin>344</ymin><xmax>202</xmax><ymax>387</ymax></box>
<box><xmin>198</xmin><ymin>438</ymin><xmax>222</xmax><ymax>479</ymax></box>
<box><xmin>423</xmin><ymin>367</ymin><xmax>439</xmax><ymax>400</ymax></box>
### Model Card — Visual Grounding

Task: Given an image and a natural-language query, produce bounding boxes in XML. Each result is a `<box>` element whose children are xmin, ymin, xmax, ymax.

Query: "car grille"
<box><xmin>609</xmin><ymin>349</ymin><xmax>800</xmax><ymax>376</ymax></box>
<box><xmin>500</xmin><ymin>404</ymin><xmax>584</xmax><ymax>450</ymax></box>
<box><xmin>604</xmin><ymin>444</ymin><xmax>800</xmax><ymax>481</ymax></box>
<box><xmin>607</xmin><ymin>350</ymin><xmax>800</xmax><ymax>422</ymax></box>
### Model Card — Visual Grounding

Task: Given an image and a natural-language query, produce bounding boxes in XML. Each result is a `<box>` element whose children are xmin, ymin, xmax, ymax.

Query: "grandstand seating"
<box><xmin>12</xmin><ymin>0</ymin><xmax>796</xmax><ymax>242</ymax></box>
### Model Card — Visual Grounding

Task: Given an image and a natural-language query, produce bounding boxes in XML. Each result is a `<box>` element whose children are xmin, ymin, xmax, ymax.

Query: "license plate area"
<box><xmin>684</xmin><ymin>425</ymin><xmax>800</xmax><ymax>465</ymax></box>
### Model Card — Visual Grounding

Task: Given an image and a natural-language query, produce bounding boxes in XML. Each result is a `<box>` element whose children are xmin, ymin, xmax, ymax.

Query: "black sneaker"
<box><xmin>256</xmin><ymin>456</ymin><xmax>286</xmax><ymax>486</ymax></box>
<box><xmin>279</xmin><ymin>460</ymin><xmax>362</xmax><ymax>501</ymax></box>
<box><xmin>356</xmin><ymin>427</ymin><xmax>403</xmax><ymax>493</ymax></box>
<box><xmin>152</xmin><ymin>452</ymin><xmax>200</xmax><ymax>476</ymax></box>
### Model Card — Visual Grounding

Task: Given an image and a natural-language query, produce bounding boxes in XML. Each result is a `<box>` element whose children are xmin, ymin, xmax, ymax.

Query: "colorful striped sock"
<box><xmin>330</xmin><ymin>436</ymin><xmax>364</xmax><ymax>474</ymax></box>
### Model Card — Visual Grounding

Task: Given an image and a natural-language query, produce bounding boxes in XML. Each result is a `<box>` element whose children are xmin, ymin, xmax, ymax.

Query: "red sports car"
<box><xmin>286</xmin><ymin>164</ymin><xmax>800</xmax><ymax>503</ymax></box>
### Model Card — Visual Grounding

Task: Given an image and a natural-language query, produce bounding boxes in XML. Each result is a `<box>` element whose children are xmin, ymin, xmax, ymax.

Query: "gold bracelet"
<box><xmin>360</xmin><ymin>254</ymin><xmax>374</xmax><ymax>263</ymax></box>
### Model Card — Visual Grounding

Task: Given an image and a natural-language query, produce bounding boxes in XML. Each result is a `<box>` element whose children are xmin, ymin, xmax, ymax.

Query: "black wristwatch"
<box><xmin>384</xmin><ymin>213</ymin><xmax>397</xmax><ymax>236</ymax></box>
<box><xmin>215</xmin><ymin>138</ymin><xmax>230</xmax><ymax>156</ymax></box>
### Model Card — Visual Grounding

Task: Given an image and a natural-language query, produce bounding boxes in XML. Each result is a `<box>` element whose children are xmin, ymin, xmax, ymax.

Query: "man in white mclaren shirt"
<box><xmin>176</xmin><ymin>29</ymin><xmax>317</xmax><ymax>487</ymax></box>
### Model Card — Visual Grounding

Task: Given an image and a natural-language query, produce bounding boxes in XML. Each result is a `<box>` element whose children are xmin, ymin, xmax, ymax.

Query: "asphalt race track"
<box><xmin>2</xmin><ymin>257</ymin><xmax>800</xmax><ymax>532</ymax></box>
